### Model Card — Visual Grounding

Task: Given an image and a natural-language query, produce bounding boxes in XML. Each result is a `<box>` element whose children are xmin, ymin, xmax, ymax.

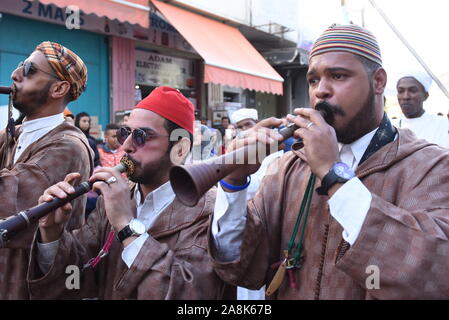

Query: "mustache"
<box><xmin>314</xmin><ymin>101</ymin><xmax>346</xmax><ymax>125</ymax></box>
<box><xmin>11</xmin><ymin>83</ymin><xmax>18</xmax><ymax>99</ymax></box>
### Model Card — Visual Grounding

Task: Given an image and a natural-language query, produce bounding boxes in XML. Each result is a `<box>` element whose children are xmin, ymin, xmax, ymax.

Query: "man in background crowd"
<box><xmin>393</xmin><ymin>71</ymin><xmax>449</xmax><ymax>148</ymax></box>
<box><xmin>98</xmin><ymin>123</ymin><xmax>125</xmax><ymax>167</ymax></box>
<box><xmin>227</xmin><ymin>107</ymin><xmax>284</xmax><ymax>300</ymax></box>
<box><xmin>231</xmin><ymin>108</ymin><xmax>258</xmax><ymax>133</ymax></box>
<box><xmin>217</xmin><ymin>116</ymin><xmax>230</xmax><ymax>140</ymax></box>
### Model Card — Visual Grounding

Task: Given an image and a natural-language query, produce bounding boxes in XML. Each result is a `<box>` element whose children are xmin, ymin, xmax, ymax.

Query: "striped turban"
<box><xmin>35</xmin><ymin>41</ymin><xmax>87</xmax><ymax>101</ymax></box>
<box><xmin>310</xmin><ymin>24</ymin><xmax>382</xmax><ymax>66</ymax></box>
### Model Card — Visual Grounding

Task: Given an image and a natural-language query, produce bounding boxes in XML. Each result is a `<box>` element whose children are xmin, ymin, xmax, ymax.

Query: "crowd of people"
<box><xmin>1</xmin><ymin>23</ymin><xmax>449</xmax><ymax>300</ymax></box>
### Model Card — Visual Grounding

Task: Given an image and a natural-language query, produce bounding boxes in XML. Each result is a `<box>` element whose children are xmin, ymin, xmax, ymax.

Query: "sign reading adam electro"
<box><xmin>135</xmin><ymin>50</ymin><xmax>194</xmax><ymax>90</ymax></box>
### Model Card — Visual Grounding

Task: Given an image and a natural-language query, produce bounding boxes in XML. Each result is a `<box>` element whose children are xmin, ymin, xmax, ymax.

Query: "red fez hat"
<box><xmin>134</xmin><ymin>86</ymin><xmax>194</xmax><ymax>134</ymax></box>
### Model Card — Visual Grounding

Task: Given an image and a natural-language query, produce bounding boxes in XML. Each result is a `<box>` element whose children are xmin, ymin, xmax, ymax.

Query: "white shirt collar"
<box><xmin>338</xmin><ymin>127</ymin><xmax>378</xmax><ymax>169</ymax></box>
<box><xmin>13</xmin><ymin>113</ymin><xmax>65</xmax><ymax>164</ymax></box>
<box><xmin>133</xmin><ymin>180</ymin><xmax>176</xmax><ymax>228</ymax></box>
<box><xmin>22</xmin><ymin>113</ymin><xmax>65</xmax><ymax>133</ymax></box>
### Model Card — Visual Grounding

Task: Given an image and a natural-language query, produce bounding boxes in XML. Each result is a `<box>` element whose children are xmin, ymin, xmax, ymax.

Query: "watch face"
<box><xmin>333</xmin><ymin>162</ymin><xmax>355</xmax><ymax>180</ymax></box>
<box><xmin>130</xmin><ymin>219</ymin><xmax>146</xmax><ymax>235</ymax></box>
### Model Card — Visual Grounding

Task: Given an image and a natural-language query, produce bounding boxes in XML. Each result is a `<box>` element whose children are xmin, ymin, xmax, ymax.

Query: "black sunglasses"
<box><xmin>117</xmin><ymin>127</ymin><xmax>169</xmax><ymax>147</ymax></box>
<box><xmin>17</xmin><ymin>61</ymin><xmax>59</xmax><ymax>79</ymax></box>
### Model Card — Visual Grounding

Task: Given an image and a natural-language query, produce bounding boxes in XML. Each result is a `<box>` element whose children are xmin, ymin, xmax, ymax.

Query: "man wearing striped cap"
<box><xmin>209</xmin><ymin>24</ymin><xmax>449</xmax><ymax>299</ymax></box>
<box><xmin>0</xmin><ymin>42</ymin><xmax>93</xmax><ymax>299</ymax></box>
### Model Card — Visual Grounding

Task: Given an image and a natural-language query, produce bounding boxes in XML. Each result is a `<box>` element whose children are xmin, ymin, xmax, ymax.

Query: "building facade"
<box><xmin>0</xmin><ymin>0</ymin><xmax>109</xmax><ymax>131</ymax></box>
<box><xmin>172</xmin><ymin>0</ymin><xmax>309</xmax><ymax>121</ymax></box>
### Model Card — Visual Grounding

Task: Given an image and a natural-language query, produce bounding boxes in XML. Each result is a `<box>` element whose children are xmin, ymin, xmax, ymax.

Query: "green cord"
<box><xmin>293</xmin><ymin>174</ymin><xmax>316</xmax><ymax>266</ymax></box>
<box><xmin>286</xmin><ymin>172</ymin><xmax>316</xmax><ymax>266</ymax></box>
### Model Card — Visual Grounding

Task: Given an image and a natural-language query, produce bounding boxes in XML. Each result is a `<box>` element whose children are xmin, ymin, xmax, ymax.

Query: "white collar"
<box><xmin>400</xmin><ymin>111</ymin><xmax>429</xmax><ymax>122</ymax></box>
<box><xmin>133</xmin><ymin>180</ymin><xmax>175</xmax><ymax>212</ymax></box>
<box><xmin>22</xmin><ymin>113</ymin><xmax>65</xmax><ymax>133</ymax></box>
<box><xmin>338</xmin><ymin>127</ymin><xmax>378</xmax><ymax>167</ymax></box>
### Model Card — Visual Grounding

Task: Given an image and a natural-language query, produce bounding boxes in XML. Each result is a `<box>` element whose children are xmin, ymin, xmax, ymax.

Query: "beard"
<box><xmin>315</xmin><ymin>86</ymin><xmax>377</xmax><ymax>144</ymax></box>
<box><xmin>127</xmin><ymin>151</ymin><xmax>173</xmax><ymax>185</ymax></box>
<box><xmin>13</xmin><ymin>81</ymin><xmax>53</xmax><ymax>115</ymax></box>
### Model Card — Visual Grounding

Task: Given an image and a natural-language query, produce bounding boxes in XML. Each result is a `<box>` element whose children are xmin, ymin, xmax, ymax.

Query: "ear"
<box><xmin>169</xmin><ymin>137</ymin><xmax>191</xmax><ymax>165</ymax></box>
<box><xmin>423</xmin><ymin>91</ymin><xmax>429</xmax><ymax>101</ymax></box>
<box><xmin>50</xmin><ymin>80</ymin><xmax>71</xmax><ymax>100</ymax></box>
<box><xmin>372</xmin><ymin>68</ymin><xmax>387</xmax><ymax>95</ymax></box>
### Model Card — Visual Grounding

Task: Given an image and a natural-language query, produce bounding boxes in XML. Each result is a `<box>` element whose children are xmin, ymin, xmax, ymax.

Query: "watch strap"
<box><xmin>316</xmin><ymin>169</ymin><xmax>340</xmax><ymax>196</ymax></box>
<box><xmin>316</xmin><ymin>163</ymin><xmax>352</xmax><ymax>196</ymax></box>
<box><xmin>117</xmin><ymin>225</ymin><xmax>133</xmax><ymax>243</ymax></box>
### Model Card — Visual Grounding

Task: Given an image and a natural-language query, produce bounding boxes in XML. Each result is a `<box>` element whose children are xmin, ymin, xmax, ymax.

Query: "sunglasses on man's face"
<box><xmin>17</xmin><ymin>61</ymin><xmax>59</xmax><ymax>79</ymax></box>
<box><xmin>116</xmin><ymin>127</ymin><xmax>169</xmax><ymax>147</ymax></box>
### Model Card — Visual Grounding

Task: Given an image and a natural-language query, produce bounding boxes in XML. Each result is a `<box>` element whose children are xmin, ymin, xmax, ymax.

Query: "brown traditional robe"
<box><xmin>209</xmin><ymin>129</ymin><xmax>449</xmax><ymax>299</ymax></box>
<box><xmin>0</xmin><ymin>121</ymin><xmax>93</xmax><ymax>299</ymax></box>
<box><xmin>27</xmin><ymin>188</ymin><xmax>229</xmax><ymax>300</ymax></box>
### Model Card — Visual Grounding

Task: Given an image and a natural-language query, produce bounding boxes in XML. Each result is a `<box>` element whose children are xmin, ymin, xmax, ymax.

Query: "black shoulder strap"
<box><xmin>359</xmin><ymin>113</ymin><xmax>397</xmax><ymax>166</ymax></box>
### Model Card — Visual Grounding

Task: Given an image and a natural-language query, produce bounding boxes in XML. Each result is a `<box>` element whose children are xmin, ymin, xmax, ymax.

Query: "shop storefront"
<box><xmin>150</xmin><ymin>0</ymin><xmax>284</xmax><ymax>130</ymax></box>
<box><xmin>110</xmin><ymin>10</ymin><xmax>202</xmax><ymax>124</ymax></box>
<box><xmin>135</xmin><ymin>49</ymin><xmax>196</xmax><ymax>102</ymax></box>
<box><xmin>113</xmin><ymin>11</ymin><xmax>201</xmax><ymax>123</ymax></box>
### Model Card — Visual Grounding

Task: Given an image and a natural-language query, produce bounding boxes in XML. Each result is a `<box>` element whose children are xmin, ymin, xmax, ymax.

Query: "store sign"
<box><xmin>1</xmin><ymin>0</ymin><xmax>195</xmax><ymax>53</ymax></box>
<box><xmin>135</xmin><ymin>50</ymin><xmax>194</xmax><ymax>90</ymax></box>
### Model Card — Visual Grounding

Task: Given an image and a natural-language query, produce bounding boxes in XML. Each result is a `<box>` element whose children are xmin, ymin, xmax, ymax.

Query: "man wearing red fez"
<box><xmin>0</xmin><ymin>42</ymin><xmax>92</xmax><ymax>299</ymax></box>
<box><xmin>209</xmin><ymin>24</ymin><xmax>449</xmax><ymax>299</ymax></box>
<box><xmin>28</xmin><ymin>86</ymin><xmax>230</xmax><ymax>299</ymax></box>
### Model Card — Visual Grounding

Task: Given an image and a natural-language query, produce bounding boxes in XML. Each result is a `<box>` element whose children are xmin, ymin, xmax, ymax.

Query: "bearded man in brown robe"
<box><xmin>27</xmin><ymin>86</ymin><xmax>229</xmax><ymax>299</ymax></box>
<box><xmin>209</xmin><ymin>24</ymin><xmax>449</xmax><ymax>299</ymax></box>
<box><xmin>0</xmin><ymin>42</ymin><xmax>92</xmax><ymax>299</ymax></box>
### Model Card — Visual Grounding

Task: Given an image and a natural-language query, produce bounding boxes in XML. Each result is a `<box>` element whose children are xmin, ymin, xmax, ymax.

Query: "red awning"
<box><xmin>151</xmin><ymin>0</ymin><xmax>283</xmax><ymax>95</ymax></box>
<box><xmin>39</xmin><ymin>0</ymin><xmax>150</xmax><ymax>28</ymax></box>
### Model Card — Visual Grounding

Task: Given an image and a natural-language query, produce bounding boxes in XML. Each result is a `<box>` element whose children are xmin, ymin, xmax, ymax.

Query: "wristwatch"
<box><xmin>116</xmin><ymin>219</ymin><xmax>146</xmax><ymax>243</ymax></box>
<box><xmin>316</xmin><ymin>162</ymin><xmax>355</xmax><ymax>196</ymax></box>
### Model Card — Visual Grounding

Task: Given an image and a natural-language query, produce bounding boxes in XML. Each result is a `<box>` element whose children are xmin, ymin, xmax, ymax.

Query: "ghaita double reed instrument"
<box><xmin>0</xmin><ymin>86</ymin><xmax>12</xmax><ymax>95</ymax></box>
<box><xmin>170</xmin><ymin>110</ymin><xmax>329</xmax><ymax>207</ymax></box>
<box><xmin>0</xmin><ymin>156</ymin><xmax>135</xmax><ymax>247</ymax></box>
